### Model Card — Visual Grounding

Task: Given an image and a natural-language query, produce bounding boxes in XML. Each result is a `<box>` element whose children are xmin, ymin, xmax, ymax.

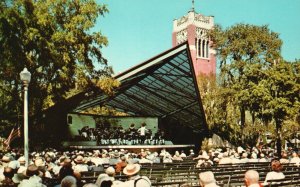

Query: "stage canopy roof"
<box><xmin>73</xmin><ymin>42</ymin><xmax>208</xmax><ymax>133</ymax></box>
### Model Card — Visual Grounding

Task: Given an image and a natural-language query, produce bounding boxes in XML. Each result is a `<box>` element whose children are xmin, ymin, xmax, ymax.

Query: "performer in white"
<box><xmin>137</xmin><ymin>123</ymin><xmax>147</xmax><ymax>144</ymax></box>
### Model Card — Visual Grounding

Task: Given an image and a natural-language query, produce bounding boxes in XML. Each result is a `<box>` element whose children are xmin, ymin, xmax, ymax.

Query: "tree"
<box><xmin>197</xmin><ymin>74</ymin><xmax>241</xmax><ymax>145</ymax></box>
<box><xmin>208</xmin><ymin>24</ymin><xmax>284</xmax><ymax>148</ymax></box>
<box><xmin>260</xmin><ymin>60</ymin><xmax>300</xmax><ymax>154</ymax></box>
<box><xmin>209</xmin><ymin>24</ymin><xmax>282</xmax><ymax>126</ymax></box>
<box><xmin>0</xmin><ymin>0</ymin><xmax>115</xmax><ymax>129</ymax></box>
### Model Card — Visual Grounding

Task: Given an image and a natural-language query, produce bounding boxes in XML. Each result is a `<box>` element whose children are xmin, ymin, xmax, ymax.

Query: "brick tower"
<box><xmin>172</xmin><ymin>5</ymin><xmax>216</xmax><ymax>76</ymax></box>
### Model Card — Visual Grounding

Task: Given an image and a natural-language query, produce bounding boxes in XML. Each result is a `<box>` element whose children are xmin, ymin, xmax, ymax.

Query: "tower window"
<box><xmin>196</xmin><ymin>39</ymin><xmax>209</xmax><ymax>59</ymax></box>
<box><xmin>206</xmin><ymin>40</ymin><xmax>209</xmax><ymax>58</ymax></box>
<box><xmin>198</xmin><ymin>39</ymin><xmax>202</xmax><ymax>57</ymax></box>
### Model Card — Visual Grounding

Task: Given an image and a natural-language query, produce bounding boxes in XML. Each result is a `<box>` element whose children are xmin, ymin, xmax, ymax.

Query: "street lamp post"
<box><xmin>20</xmin><ymin>68</ymin><xmax>31</xmax><ymax>167</ymax></box>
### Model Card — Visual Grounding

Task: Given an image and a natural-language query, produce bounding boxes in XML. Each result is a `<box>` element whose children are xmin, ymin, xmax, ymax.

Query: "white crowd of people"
<box><xmin>0</xmin><ymin>146</ymin><xmax>299</xmax><ymax>186</ymax></box>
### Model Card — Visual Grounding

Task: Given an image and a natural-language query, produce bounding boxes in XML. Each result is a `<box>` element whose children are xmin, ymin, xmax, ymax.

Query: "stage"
<box><xmin>62</xmin><ymin>141</ymin><xmax>194</xmax><ymax>152</ymax></box>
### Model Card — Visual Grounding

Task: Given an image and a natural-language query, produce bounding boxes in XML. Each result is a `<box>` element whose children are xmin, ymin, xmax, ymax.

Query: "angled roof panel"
<box><xmin>73</xmin><ymin>42</ymin><xmax>208</xmax><ymax>132</ymax></box>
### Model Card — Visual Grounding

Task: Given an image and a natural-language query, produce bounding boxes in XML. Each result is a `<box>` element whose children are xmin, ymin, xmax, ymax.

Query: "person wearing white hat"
<box><xmin>123</xmin><ymin>164</ymin><xmax>151</xmax><ymax>187</ymax></box>
<box><xmin>34</xmin><ymin>158</ymin><xmax>52</xmax><ymax>178</ymax></box>
<box><xmin>73</xmin><ymin>155</ymin><xmax>88</xmax><ymax>173</ymax></box>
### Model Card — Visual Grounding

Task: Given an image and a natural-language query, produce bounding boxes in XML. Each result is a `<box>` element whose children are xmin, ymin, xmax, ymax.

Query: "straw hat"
<box><xmin>34</xmin><ymin>158</ymin><xmax>45</xmax><ymax>167</ymax></box>
<box><xmin>123</xmin><ymin>164</ymin><xmax>140</xmax><ymax>176</ymax></box>
<box><xmin>74</xmin><ymin>155</ymin><xmax>85</xmax><ymax>164</ymax></box>
<box><xmin>23</xmin><ymin>164</ymin><xmax>43</xmax><ymax>177</ymax></box>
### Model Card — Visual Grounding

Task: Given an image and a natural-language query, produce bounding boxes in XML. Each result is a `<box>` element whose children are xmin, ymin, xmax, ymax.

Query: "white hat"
<box><xmin>34</xmin><ymin>158</ymin><xmax>45</xmax><ymax>167</ymax></box>
<box><xmin>74</xmin><ymin>155</ymin><xmax>85</xmax><ymax>164</ymax></box>
<box><xmin>106</xmin><ymin>167</ymin><xmax>115</xmax><ymax>175</ymax></box>
<box><xmin>123</xmin><ymin>164</ymin><xmax>140</xmax><ymax>176</ymax></box>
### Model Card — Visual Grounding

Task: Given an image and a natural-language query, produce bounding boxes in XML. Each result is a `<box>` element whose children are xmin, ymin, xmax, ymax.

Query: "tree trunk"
<box><xmin>275</xmin><ymin>119</ymin><xmax>282</xmax><ymax>158</ymax></box>
<box><xmin>240</xmin><ymin>106</ymin><xmax>245</xmax><ymax>143</ymax></box>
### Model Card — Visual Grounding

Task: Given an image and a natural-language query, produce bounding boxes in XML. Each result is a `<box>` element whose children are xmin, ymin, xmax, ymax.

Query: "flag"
<box><xmin>4</xmin><ymin>127</ymin><xmax>21</xmax><ymax>148</ymax></box>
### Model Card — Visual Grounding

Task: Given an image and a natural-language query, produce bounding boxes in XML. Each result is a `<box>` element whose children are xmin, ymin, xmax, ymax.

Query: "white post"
<box><xmin>24</xmin><ymin>83</ymin><xmax>29</xmax><ymax>167</ymax></box>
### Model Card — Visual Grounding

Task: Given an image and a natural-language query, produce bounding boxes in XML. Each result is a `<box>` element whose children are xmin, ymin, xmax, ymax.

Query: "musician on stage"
<box><xmin>137</xmin><ymin>122</ymin><xmax>148</xmax><ymax>144</ymax></box>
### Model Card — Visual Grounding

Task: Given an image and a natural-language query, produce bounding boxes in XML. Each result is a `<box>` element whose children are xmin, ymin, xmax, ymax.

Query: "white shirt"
<box><xmin>138</xmin><ymin>127</ymin><xmax>146</xmax><ymax>136</ymax></box>
<box><xmin>264</xmin><ymin>171</ymin><xmax>285</xmax><ymax>184</ymax></box>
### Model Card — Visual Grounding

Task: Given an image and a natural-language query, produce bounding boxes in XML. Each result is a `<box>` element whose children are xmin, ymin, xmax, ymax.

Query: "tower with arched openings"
<box><xmin>172</xmin><ymin>5</ymin><xmax>216</xmax><ymax>76</ymax></box>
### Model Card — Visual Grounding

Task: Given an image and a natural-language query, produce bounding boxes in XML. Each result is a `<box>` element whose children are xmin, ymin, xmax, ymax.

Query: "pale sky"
<box><xmin>93</xmin><ymin>0</ymin><xmax>300</xmax><ymax>74</ymax></box>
